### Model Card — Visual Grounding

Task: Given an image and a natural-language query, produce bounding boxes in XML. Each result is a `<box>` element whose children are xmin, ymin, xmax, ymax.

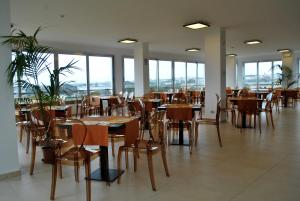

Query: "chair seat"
<box><xmin>16</xmin><ymin>121</ymin><xmax>30</xmax><ymax>126</ymax></box>
<box><xmin>136</xmin><ymin>140</ymin><xmax>160</xmax><ymax>151</ymax></box>
<box><xmin>196</xmin><ymin>118</ymin><xmax>216</xmax><ymax>124</ymax></box>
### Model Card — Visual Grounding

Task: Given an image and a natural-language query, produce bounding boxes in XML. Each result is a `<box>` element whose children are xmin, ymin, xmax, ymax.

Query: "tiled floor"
<box><xmin>1</xmin><ymin>105</ymin><xmax>300</xmax><ymax>201</ymax></box>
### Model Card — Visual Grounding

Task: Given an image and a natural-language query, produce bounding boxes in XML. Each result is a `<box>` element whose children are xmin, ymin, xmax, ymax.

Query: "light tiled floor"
<box><xmin>1</xmin><ymin>105</ymin><xmax>300</xmax><ymax>201</ymax></box>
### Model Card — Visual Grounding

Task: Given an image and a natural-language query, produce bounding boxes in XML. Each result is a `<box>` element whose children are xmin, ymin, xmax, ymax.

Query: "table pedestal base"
<box><xmin>90</xmin><ymin>168</ymin><xmax>124</xmax><ymax>182</ymax></box>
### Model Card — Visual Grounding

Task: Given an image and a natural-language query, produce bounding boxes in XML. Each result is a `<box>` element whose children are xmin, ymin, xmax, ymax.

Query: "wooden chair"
<box><xmin>166</xmin><ymin>106</ymin><xmax>194</xmax><ymax>153</ymax></box>
<box><xmin>172</xmin><ymin>92</ymin><xmax>188</xmax><ymax>104</ymax></box>
<box><xmin>260</xmin><ymin>93</ymin><xmax>275</xmax><ymax>129</ymax></box>
<box><xmin>117</xmin><ymin>110</ymin><xmax>170</xmax><ymax>191</ymax></box>
<box><xmin>194</xmin><ymin>94</ymin><xmax>222</xmax><ymax>147</ymax></box>
<box><xmin>50</xmin><ymin>120</ymin><xmax>106</xmax><ymax>201</ymax></box>
<box><xmin>237</xmin><ymin>99</ymin><xmax>261</xmax><ymax>133</ymax></box>
<box><xmin>15</xmin><ymin>103</ymin><xmax>31</xmax><ymax>153</ymax></box>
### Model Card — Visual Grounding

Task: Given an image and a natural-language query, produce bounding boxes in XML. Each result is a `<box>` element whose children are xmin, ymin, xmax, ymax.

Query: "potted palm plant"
<box><xmin>1</xmin><ymin>27</ymin><xmax>77</xmax><ymax>163</ymax></box>
<box><xmin>273</xmin><ymin>65</ymin><xmax>299</xmax><ymax>89</ymax></box>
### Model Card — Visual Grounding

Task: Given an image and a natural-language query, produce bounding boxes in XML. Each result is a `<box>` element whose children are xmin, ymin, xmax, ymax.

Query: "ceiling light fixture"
<box><xmin>183</xmin><ymin>21</ymin><xmax>210</xmax><ymax>30</ymax></box>
<box><xmin>227</xmin><ymin>54</ymin><xmax>237</xmax><ymax>57</ymax></box>
<box><xmin>277</xmin><ymin>49</ymin><xmax>291</xmax><ymax>53</ymax></box>
<box><xmin>118</xmin><ymin>38</ymin><xmax>138</xmax><ymax>44</ymax></box>
<box><xmin>185</xmin><ymin>48</ymin><xmax>200</xmax><ymax>52</ymax></box>
<box><xmin>244</xmin><ymin>40</ymin><xmax>262</xmax><ymax>45</ymax></box>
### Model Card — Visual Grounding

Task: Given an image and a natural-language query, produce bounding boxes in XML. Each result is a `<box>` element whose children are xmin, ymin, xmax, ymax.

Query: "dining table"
<box><xmin>158</xmin><ymin>104</ymin><xmax>201</xmax><ymax>145</ymax></box>
<box><xmin>229</xmin><ymin>97</ymin><xmax>263</xmax><ymax>128</ymax></box>
<box><xmin>57</xmin><ymin>116</ymin><xmax>139</xmax><ymax>183</ymax></box>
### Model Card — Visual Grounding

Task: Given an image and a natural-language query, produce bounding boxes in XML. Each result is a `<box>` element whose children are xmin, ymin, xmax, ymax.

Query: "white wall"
<box><xmin>0</xmin><ymin>0</ymin><xmax>20</xmax><ymax>176</ymax></box>
<box><xmin>226</xmin><ymin>56</ymin><xmax>236</xmax><ymax>88</ymax></box>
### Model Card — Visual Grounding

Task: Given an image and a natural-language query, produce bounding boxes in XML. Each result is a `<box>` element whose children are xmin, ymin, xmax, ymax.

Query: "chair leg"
<box><xmin>125</xmin><ymin>148</ymin><xmax>129</xmax><ymax>169</ymax></box>
<box><xmin>146</xmin><ymin>150</ymin><xmax>156</xmax><ymax>191</ymax></box>
<box><xmin>117</xmin><ymin>147</ymin><xmax>123</xmax><ymax>184</ymax></box>
<box><xmin>84</xmin><ymin>156</ymin><xmax>91</xmax><ymax>201</ymax></box>
<box><xmin>161</xmin><ymin>146</ymin><xmax>170</xmax><ymax>177</ymax></box>
<box><xmin>58</xmin><ymin>161</ymin><xmax>63</xmax><ymax>179</ymax></box>
<box><xmin>133</xmin><ymin>148</ymin><xmax>138</xmax><ymax>172</ymax></box>
<box><xmin>111</xmin><ymin>137</ymin><xmax>115</xmax><ymax>157</ymax></box>
<box><xmin>26</xmin><ymin>127</ymin><xmax>30</xmax><ymax>154</ymax></box>
<box><xmin>194</xmin><ymin>123</ymin><xmax>198</xmax><ymax>146</ymax></box>
<box><xmin>258</xmin><ymin>114</ymin><xmax>262</xmax><ymax>134</ymax></box>
<box><xmin>50</xmin><ymin>162</ymin><xmax>58</xmax><ymax>200</ymax></box>
<box><xmin>30</xmin><ymin>141</ymin><xmax>36</xmax><ymax>175</ymax></box>
<box><xmin>74</xmin><ymin>162</ymin><xmax>80</xmax><ymax>182</ymax></box>
<box><xmin>270</xmin><ymin>111</ymin><xmax>275</xmax><ymax>129</ymax></box>
<box><xmin>216</xmin><ymin>124</ymin><xmax>222</xmax><ymax>148</ymax></box>
<box><xmin>19</xmin><ymin>125</ymin><xmax>23</xmax><ymax>143</ymax></box>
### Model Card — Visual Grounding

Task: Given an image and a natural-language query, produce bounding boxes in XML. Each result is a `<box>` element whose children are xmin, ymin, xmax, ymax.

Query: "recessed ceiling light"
<box><xmin>185</xmin><ymin>48</ymin><xmax>200</xmax><ymax>52</ymax></box>
<box><xmin>118</xmin><ymin>38</ymin><xmax>138</xmax><ymax>44</ymax></box>
<box><xmin>227</xmin><ymin>54</ymin><xmax>237</xmax><ymax>57</ymax></box>
<box><xmin>277</xmin><ymin>49</ymin><xmax>291</xmax><ymax>53</ymax></box>
<box><xmin>244</xmin><ymin>40</ymin><xmax>262</xmax><ymax>45</ymax></box>
<box><xmin>183</xmin><ymin>22</ymin><xmax>210</xmax><ymax>30</ymax></box>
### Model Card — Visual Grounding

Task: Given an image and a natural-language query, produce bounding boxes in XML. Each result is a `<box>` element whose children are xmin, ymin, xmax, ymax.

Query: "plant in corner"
<box><xmin>1</xmin><ymin>27</ymin><xmax>77</xmax><ymax>163</ymax></box>
<box><xmin>273</xmin><ymin>65</ymin><xmax>299</xmax><ymax>89</ymax></box>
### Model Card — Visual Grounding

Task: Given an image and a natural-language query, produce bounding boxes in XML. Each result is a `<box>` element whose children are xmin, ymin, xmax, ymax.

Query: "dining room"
<box><xmin>1</xmin><ymin>1</ymin><xmax>300</xmax><ymax>201</ymax></box>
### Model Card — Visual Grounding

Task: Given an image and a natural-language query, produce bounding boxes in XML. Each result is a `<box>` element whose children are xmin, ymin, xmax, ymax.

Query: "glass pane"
<box><xmin>197</xmin><ymin>63</ymin><xmax>205</xmax><ymax>89</ymax></box>
<box><xmin>244</xmin><ymin>62</ymin><xmax>257</xmax><ymax>90</ymax></box>
<box><xmin>158</xmin><ymin>60</ymin><xmax>172</xmax><ymax>91</ymax></box>
<box><xmin>123</xmin><ymin>58</ymin><xmax>135</xmax><ymax>93</ymax></box>
<box><xmin>174</xmin><ymin>62</ymin><xmax>186</xmax><ymax>91</ymax></box>
<box><xmin>187</xmin><ymin>62</ymin><xmax>197</xmax><ymax>90</ymax></box>
<box><xmin>258</xmin><ymin>62</ymin><xmax>272</xmax><ymax>89</ymax></box>
<box><xmin>58</xmin><ymin>54</ymin><xmax>87</xmax><ymax>99</ymax></box>
<box><xmin>273</xmin><ymin>61</ymin><xmax>282</xmax><ymax>88</ymax></box>
<box><xmin>89</xmin><ymin>56</ymin><xmax>113</xmax><ymax>96</ymax></box>
<box><xmin>149</xmin><ymin>60</ymin><xmax>158</xmax><ymax>91</ymax></box>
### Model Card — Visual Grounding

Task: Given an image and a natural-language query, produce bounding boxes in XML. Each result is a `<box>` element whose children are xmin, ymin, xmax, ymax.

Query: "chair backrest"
<box><xmin>72</xmin><ymin>120</ymin><xmax>108</xmax><ymax>147</ymax></box>
<box><xmin>166</xmin><ymin>106</ymin><xmax>193</xmax><ymax>121</ymax></box>
<box><xmin>237</xmin><ymin>100</ymin><xmax>258</xmax><ymax>114</ymax></box>
<box><xmin>148</xmin><ymin>110</ymin><xmax>165</xmax><ymax>144</ymax></box>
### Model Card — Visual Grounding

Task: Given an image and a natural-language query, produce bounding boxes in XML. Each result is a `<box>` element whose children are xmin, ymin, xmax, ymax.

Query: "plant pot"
<box><xmin>42</xmin><ymin>146</ymin><xmax>55</xmax><ymax>164</ymax></box>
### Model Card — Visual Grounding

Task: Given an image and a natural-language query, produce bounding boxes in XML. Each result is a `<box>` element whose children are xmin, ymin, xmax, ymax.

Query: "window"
<box><xmin>187</xmin><ymin>63</ymin><xmax>197</xmax><ymax>89</ymax></box>
<box><xmin>174</xmin><ymin>62</ymin><xmax>186</xmax><ymax>90</ymax></box>
<box><xmin>197</xmin><ymin>63</ymin><xmax>205</xmax><ymax>89</ymax></box>
<box><xmin>89</xmin><ymin>56</ymin><xmax>113</xmax><ymax>96</ymax></box>
<box><xmin>58</xmin><ymin>54</ymin><xmax>87</xmax><ymax>98</ymax></box>
<box><xmin>123</xmin><ymin>58</ymin><xmax>135</xmax><ymax>93</ymax></box>
<box><xmin>158</xmin><ymin>60</ymin><xmax>173</xmax><ymax>91</ymax></box>
<box><xmin>12</xmin><ymin>53</ymin><xmax>54</xmax><ymax>98</ymax></box>
<box><xmin>258</xmin><ymin>62</ymin><xmax>272</xmax><ymax>89</ymax></box>
<box><xmin>149</xmin><ymin>60</ymin><xmax>158</xmax><ymax>91</ymax></box>
<box><xmin>243</xmin><ymin>60</ymin><xmax>282</xmax><ymax>90</ymax></box>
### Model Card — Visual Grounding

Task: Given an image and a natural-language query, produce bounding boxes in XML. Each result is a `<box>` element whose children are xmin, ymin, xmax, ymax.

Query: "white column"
<box><xmin>134</xmin><ymin>42</ymin><xmax>149</xmax><ymax>97</ymax></box>
<box><xmin>204</xmin><ymin>27</ymin><xmax>226</xmax><ymax>119</ymax></box>
<box><xmin>0</xmin><ymin>0</ymin><xmax>20</xmax><ymax>176</ymax></box>
<box><xmin>226</xmin><ymin>56</ymin><xmax>237</xmax><ymax>88</ymax></box>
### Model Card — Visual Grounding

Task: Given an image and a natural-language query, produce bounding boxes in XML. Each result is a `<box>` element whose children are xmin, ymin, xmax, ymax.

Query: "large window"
<box><xmin>197</xmin><ymin>63</ymin><xmax>205</xmax><ymax>89</ymax></box>
<box><xmin>187</xmin><ymin>63</ymin><xmax>197</xmax><ymax>90</ymax></box>
<box><xmin>174</xmin><ymin>62</ymin><xmax>186</xmax><ymax>90</ymax></box>
<box><xmin>12</xmin><ymin>53</ymin><xmax>54</xmax><ymax>98</ymax></box>
<box><xmin>149</xmin><ymin>60</ymin><xmax>158</xmax><ymax>91</ymax></box>
<box><xmin>123</xmin><ymin>58</ymin><xmax>135</xmax><ymax>93</ymax></box>
<box><xmin>243</xmin><ymin>60</ymin><xmax>282</xmax><ymax>90</ymax></box>
<box><xmin>158</xmin><ymin>60</ymin><xmax>173</xmax><ymax>91</ymax></box>
<box><xmin>89</xmin><ymin>56</ymin><xmax>113</xmax><ymax>96</ymax></box>
<box><xmin>58</xmin><ymin>54</ymin><xmax>87</xmax><ymax>98</ymax></box>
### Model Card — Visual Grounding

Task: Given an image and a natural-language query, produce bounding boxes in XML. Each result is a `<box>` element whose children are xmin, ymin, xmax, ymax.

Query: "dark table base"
<box><xmin>90</xmin><ymin>168</ymin><xmax>124</xmax><ymax>182</ymax></box>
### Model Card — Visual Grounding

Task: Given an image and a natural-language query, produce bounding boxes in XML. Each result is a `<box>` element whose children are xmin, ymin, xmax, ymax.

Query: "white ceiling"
<box><xmin>10</xmin><ymin>0</ymin><xmax>300</xmax><ymax>57</ymax></box>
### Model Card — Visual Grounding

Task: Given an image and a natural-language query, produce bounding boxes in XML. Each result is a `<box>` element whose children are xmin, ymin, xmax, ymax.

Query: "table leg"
<box><xmin>179</xmin><ymin>121</ymin><xmax>184</xmax><ymax>145</ymax></box>
<box><xmin>90</xmin><ymin>146</ymin><xmax>124</xmax><ymax>183</ymax></box>
<box><xmin>242</xmin><ymin>112</ymin><xmax>247</xmax><ymax>128</ymax></box>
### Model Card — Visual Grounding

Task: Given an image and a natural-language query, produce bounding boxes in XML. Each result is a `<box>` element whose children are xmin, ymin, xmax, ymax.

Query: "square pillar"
<box><xmin>134</xmin><ymin>42</ymin><xmax>150</xmax><ymax>97</ymax></box>
<box><xmin>204</xmin><ymin>27</ymin><xmax>226</xmax><ymax>120</ymax></box>
<box><xmin>0</xmin><ymin>0</ymin><xmax>20</xmax><ymax>176</ymax></box>
<box><xmin>226</xmin><ymin>56</ymin><xmax>237</xmax><ymax>88</ymax></box>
